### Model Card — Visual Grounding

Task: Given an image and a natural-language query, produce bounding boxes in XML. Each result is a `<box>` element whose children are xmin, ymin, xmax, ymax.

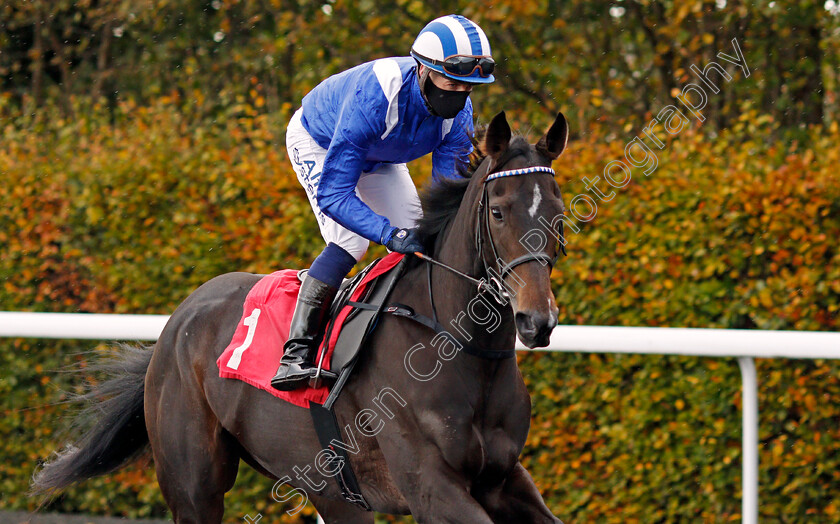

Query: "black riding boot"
<box><xmin>270</xmin><ymin>274</ymin><xmax>339</xmax><ymax>391</ymax></box>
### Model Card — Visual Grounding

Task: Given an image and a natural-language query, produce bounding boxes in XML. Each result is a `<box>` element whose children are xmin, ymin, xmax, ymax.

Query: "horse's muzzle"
<box><xmin>515</xmin><ymin>310</ymin><xmax>557</xmax><ymax>348</ymax></box>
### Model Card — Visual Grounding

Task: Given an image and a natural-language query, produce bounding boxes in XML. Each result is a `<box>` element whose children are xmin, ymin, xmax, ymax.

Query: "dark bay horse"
<box><xmin>34</xmin><ymin>111</ymin><xmax>569</xmax><ymax>523</ymax></box>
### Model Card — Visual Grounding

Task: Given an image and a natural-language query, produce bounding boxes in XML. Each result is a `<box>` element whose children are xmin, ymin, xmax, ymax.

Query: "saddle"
<box><xmin>217</xmin><ymin>252</ymin><xmax>407</xmax><ymax>408</ymax></box>
<box><xmin>216</xmin><ymin>253</ymin><xmax>410</xmax><ymax>510</ymax></box>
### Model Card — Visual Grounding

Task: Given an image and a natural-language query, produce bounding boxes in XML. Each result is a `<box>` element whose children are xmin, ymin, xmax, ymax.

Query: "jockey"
<box><xmin>271</xmin><ymin>14</ymin><xmax>496</xmax><ymax>391</ymax></box>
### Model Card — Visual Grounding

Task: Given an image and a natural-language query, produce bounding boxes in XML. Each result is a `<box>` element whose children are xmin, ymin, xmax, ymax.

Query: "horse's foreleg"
<box><xmin>474</xmin><ymin>462</ymin><xmax>562</xmax><ymax>524</ymax></box>
<box><xmin>384</xmin><ymin>454</ymin><xmax>495</xmax><ymax>524</ymax></box>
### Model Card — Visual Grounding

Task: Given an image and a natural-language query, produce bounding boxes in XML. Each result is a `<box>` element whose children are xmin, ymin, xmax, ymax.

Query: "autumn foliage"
<box><xmin>525</xmin><ymin>112</ymin><xmax>840</xmax><ymax>522</ymax></box>
<box><xmin>2</xmin><ymin>1</ymin><xmax>840</xmax><ymax>521</ymax></box>
<box><xmin>1</xmin><ymin>93</ymin><xmax>838</xmax><ymax>522</ymax></box>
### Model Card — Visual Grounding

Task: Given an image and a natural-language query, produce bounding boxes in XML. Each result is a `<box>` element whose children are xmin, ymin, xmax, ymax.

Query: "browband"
<box><xmin>485</xmin><ymin>165</ymin><xmax>555</xmax><ymax>182</ymax></box>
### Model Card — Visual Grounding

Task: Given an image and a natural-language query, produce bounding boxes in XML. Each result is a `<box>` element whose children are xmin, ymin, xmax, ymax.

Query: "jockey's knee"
<box><xmin>309</xmin><ymin>242</ymin><xmax>361</xmax><ymax>288</ymax></box>
<box><xmin>335</xmin><ymin>238</ymin><xmax>368</xmax><ymax>263</ymax></box>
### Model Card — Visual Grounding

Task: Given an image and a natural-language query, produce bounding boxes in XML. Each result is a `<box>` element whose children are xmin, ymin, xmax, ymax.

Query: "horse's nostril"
<box><xmin>516</xmin><ymin>311</ymin><xmax>556</xmax><ymax>347</ymax></box>
<box><xmin>515</xmin><ymin>312</ymin><xmax>538</xmax><ymax>337</ymax></box>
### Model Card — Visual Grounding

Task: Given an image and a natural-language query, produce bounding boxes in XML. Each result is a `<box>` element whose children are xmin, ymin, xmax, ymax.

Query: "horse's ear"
<box><xmin>536</xmin><ymin>112</ymin><xmax>569</xmax><ymax>160</ymax></box>
<box><xmin>484</xmin><ymin>111</ymin><xmax>511</xmax><ymax>158</ymax></box>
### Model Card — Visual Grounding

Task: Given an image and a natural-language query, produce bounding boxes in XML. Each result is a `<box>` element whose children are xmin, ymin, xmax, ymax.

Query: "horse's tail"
<box><xmin>32</xmin><ymin>343</ymin><xmax>152</xmax><ymax>495</ymax></box>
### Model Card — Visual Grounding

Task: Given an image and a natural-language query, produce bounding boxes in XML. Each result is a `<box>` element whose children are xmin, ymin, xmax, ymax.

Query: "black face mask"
<box><xmin>423</xmin><ymin>77</ymin><xmax>471</xmax><ymax>119</ymax></box>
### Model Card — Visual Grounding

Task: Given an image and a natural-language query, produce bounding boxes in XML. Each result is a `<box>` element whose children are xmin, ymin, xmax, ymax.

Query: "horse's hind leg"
<box><xmin>310</xmin><ymin>493</ymin><xmax>375</xmax><ymax>524</ymax></box>
<box><xmin>146</xmin><ymin>351</ymin><xmax>240</xmax><ymax>523</ymax></box>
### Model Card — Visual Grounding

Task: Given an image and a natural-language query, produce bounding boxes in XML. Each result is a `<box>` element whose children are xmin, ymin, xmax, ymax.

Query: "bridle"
<box><xmin>418</xmin><ymin>156</ymin><xmax>566</xmax><ymax>306</ymax></box>
<box><xmin>396</xmin><ymin>154</ymin><xmax>567</xmax><ymax>360</ymax></box>
<box><xmin>475</xmin><ymin>162</ymin><xmax>563</xmax><ymax>304</ymax></box>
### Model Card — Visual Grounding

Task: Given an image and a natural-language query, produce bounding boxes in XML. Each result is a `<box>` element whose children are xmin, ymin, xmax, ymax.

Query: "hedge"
<box><xmin>1</xmin><ymin>98</ymin><xmax>838</xmax><ymax>523</ymax></box>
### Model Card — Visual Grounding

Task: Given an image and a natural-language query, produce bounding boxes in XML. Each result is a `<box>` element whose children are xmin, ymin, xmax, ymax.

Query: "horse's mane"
<box><xmin>416</xmin><ymin>131</ymin><xmax>531</xmax><ymax>251</ymax></box>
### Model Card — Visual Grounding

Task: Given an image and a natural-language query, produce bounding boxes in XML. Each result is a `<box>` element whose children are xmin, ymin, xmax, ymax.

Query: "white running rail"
<box><xmin>517</xmin><ymin>326</ymin><xmax>840</xmax><ymax>524</ymax></box>
<box><xmin>3</xmin><ymin>312</ymin><xmax>840</xmax><ymax>524</ymax></box>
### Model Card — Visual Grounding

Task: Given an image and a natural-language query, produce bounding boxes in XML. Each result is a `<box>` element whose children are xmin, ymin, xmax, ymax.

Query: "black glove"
<box><xmin>383</xmin><ymin>227</ymin><xmax>425</xmax><ymax>255</ymax></box>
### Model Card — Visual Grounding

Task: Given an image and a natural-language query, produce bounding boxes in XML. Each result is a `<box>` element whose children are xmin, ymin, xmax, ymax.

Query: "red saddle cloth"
<box><xmin>217</xmin><ymin>253</ymin><xmax>404</xmax><ymax>408</ymax></box>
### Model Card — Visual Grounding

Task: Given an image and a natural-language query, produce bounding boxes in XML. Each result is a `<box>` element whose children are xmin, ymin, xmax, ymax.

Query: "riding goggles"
<box><xmin>414</xmin><ymin>52</ymin><xmax>496</xmax><ymax>78</ymax></box>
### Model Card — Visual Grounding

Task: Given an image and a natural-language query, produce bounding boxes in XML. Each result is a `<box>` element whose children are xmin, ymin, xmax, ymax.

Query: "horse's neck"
<box><xmin>430</xmin><ymin>189</ymin><xmax>516</xmax><ymax>352</ymax></box>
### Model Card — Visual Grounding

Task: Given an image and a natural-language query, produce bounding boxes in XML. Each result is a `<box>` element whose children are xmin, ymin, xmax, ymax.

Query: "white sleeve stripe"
<box><xmin>442</xmin><ymin>118</ymin><xmax>454</xmax><ymax>140</ymax></box>
<box><xmin>372</xmin><ymin>59</ymin><xmax>402</xmax><ymax>140</ymax></box>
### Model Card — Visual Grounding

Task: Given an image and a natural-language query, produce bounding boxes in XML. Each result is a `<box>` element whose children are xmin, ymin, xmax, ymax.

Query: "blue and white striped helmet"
<box><xmin>410</xmin><ymin>15</ymin><xmax>495</xmax><ymax>84</ymax></box>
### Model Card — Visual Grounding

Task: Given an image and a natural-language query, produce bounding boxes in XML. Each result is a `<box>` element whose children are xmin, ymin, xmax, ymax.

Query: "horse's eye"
<box><xmin>490</xmin><ymin>207</ymin><xmax>503</xmax><ymax>221</ymax></box>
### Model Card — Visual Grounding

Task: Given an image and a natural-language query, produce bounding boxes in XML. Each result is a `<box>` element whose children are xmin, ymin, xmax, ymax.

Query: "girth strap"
<box><xmin>307</xmin><ymin>255</ymin><xmax>410</xmax><ymax>513</ymax></box>
<box><xmin>309</xmin><ymin>403</ymin><xmax>372</xmax><ymax>511</ymax></box>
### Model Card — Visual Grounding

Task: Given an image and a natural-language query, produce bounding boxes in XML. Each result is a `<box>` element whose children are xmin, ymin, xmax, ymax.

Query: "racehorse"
<box><xmin>33</xmin><ymin>110</ymin><xmax>569</xmax><ymax>523</ymax></box>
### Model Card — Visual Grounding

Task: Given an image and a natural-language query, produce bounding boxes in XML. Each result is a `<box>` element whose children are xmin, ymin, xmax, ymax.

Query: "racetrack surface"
<box><xmin>0</xmin><ymin>511</ymin><xmax>169</xmax><ymax>524</ymax></box>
